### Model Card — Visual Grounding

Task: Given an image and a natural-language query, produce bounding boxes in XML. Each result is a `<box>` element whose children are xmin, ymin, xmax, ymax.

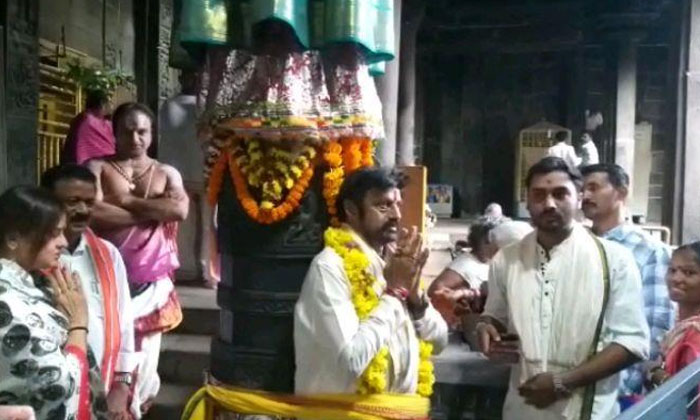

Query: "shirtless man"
<box><xmin>88</xmin><ymin>102</ymin><xmax>188</xmax><ymax>416</ymax></box>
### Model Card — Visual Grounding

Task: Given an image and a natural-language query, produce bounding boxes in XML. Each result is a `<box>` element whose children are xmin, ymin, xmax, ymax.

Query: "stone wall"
<box><xmin>38</xmin><ymin>0</ymin><xmax>135</xmax><ymax>74</ymax></box>
<box><xmin>418</xmin><ymin>44</ymin><xmax>674</xmax><ymax>223</ymax></box>
<box><xmin>419</xmin><ymin>51</ymin><xmax>564</xmax><ymax>217</ymax></box>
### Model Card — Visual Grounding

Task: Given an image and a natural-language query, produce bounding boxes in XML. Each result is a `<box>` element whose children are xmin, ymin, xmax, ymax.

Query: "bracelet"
<box><xmin>384</xmin><ymin>287</ymin><xmax>409</xmax><ymax>302</ymax></box>
<box><xmin>68</xmin><ymin>326</ymin><xmax>88</xmax><ymax>334</ymax></box>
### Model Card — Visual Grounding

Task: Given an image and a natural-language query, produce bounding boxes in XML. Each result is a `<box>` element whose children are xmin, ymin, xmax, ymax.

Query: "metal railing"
<box><xmin>617</xmin><ymin>357</ymin><xmax>700</xmax><ymax>419</ymax></box>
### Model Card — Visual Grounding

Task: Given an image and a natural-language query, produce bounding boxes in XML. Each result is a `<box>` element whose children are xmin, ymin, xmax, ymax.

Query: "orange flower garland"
<box><xmin>323</xmin><ymin>137</ymin><xmax>374</xmax><ymax>227</ymax></box>
<box><xmin>229</xmin><ymin>150</ymin><xmax>315</xmax><ymax>224</ymax></box>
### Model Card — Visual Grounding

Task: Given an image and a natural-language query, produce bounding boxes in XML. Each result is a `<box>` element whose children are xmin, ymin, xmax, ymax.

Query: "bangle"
<box><xmin>384</xmin><ymin>287</ymin><xmax>409</xmax><ymax>302</ymax></box>
<box><xmin>68</xmin><ymin>326</ymin><xmax>88</xmax><ymax>334</ymax></box>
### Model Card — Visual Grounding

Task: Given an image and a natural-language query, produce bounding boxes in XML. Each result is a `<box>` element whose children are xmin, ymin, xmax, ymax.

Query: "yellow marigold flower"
<box><xmin>260</xmin><ymin>201</ymin><xmax>274</xmax><ymax>210</ymax></box>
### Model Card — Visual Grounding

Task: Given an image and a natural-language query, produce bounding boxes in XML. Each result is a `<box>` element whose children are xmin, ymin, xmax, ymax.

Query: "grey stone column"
<box><xmin>614</xmin><ymin>40</ymin><xmax>638</xmax><ymax>198</ymax></box>
<box><xmin>3</xmin><ymin>0</ymin><xmax>39</xmax><ymax>186</ymax></box>
<box><xmin>396</xmin><ymin>0</ymin><xmax>425</xmax><ymax>166</ymax></box>
<box><xmin>375</xmin><ymin>0</ymin><xmax>401</xmax><ymax>167</ymax></box>
<box><xmin>679</xmin><ymin>0</ymin><xmax>700</xmax><ymax>242</ymax></box>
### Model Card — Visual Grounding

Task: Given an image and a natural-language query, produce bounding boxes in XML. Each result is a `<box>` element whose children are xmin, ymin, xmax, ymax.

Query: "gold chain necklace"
<box><xmin>109</xmin><ymin>160</ymin><xmax>154</xmax><ymax>191</ymax></box>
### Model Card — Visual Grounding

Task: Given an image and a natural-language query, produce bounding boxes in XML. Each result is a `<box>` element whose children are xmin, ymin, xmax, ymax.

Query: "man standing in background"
<box><xmin>159</xmin><ymin>71</ymin><xmax>219</xmax><ymax>287</ymax></box>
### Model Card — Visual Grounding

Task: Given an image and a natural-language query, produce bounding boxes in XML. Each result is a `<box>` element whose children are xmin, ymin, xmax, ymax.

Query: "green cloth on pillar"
<box><xmin>176</xmin><ymin>0</ymin><xmax>395</xmax><ymax>65</ymax></box>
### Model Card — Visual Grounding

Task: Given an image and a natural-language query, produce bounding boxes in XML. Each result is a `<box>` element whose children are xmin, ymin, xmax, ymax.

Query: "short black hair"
<box><xmin>40</xmin><ymin>164</ymin><xmax>97</xmax><ymax>191</ymax></box>
<box><xmin>336</xmin><ymin>167</ymin><xmax>407</xmax><ymax>222</ymax></box>
<box><xmin>468</xmin><ymin>216</ymin><xmax>500</xmax><ymax>252</ymax></box>
<box><xmin>0</xmin><ymin>186</ymin><xmax>64</xmax><ymax>254</ymax></box>
<box><xmin>112</xmin><ymin>102</ymin><xmax>155</xmax><ymax>136</ymax></box>
<box><xmin>580</xmin><ymin>163</ymin><xmax>629</xmax><ymax>189</ymax></box>
<box><xmin>85</xmin><ymin>89</ymin><xmax>109</xmax><ymax>110</ymax></box>
<box><xmin>525</xmin><ymin>156</ymin><xmax>583</xmax><ymax>190</ymax></box>
<box><xmin>555</xmin><ymin>131</ymin><xmax>568</xmax><ymax>142</ymax></box>
<box><xmin>675</xmin><ymin>241</ymin><xmax>700</xmax><ymax>266</ymax></box>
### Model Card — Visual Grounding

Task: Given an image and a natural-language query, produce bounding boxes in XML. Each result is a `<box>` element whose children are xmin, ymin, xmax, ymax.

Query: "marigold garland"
<box><xmin>323</xmin><ymin>138</ymin><xmax>374</xmax><ymax>227</ymax></box>
<box><xmin>324</xmin><ymin>227</ymin><xmax>435</xmax><ymax>397</ymax></box>
<box><xmin>229</xmin><ymin>150</ymin><xmax>314</xmax><ymax>224</ymax></box>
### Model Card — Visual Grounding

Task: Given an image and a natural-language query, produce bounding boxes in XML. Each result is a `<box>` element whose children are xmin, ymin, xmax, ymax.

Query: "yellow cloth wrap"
<box><xmin>181</xmin><ymin>385</ymin><xmax>430</xmax><ymax>420</ymax></box>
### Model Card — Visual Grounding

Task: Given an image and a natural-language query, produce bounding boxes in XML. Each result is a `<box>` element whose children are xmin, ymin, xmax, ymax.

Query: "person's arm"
<box><xmin>106</xmin><ymin>246</ymin><xmax>136</xmax><ymax>419</ymax></box>
<box><xmin>477</xmin><ymin>253</ymin><xmax>510</xmax><ymax>353</ymax></box>
<box><xmin>296</xmin><ymin>260</ymin><xmax>405</xmax><ymax>378</ymax></box>
<box><xmin>622</xmin><ymin>246</ymin><xmax>674</xmax><ymax>394</ymax></box>
<box><xmin>87</xmin><ymin>160</ymin><xmax>144</xmax><ymax>230</ymax></box>
<box><xmin>117</xmin><ymin>164</ymin><xmax>189</xmax><ymax>222</ymax></box>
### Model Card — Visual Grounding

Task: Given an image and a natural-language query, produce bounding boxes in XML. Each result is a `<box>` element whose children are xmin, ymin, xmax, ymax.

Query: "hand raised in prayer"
<box><xmin>518</xmin><ymin>373</ymin><xmax>558</xmax><ymax>409</ymax></box>
<box><xmin>44</xmin><ymin>266</ymin><xmax>88</xmax><ymax>329</ymax></box>
<box><xmin>384</xmin><ymin>226</ymin><xmax>425</xmax><ymax>291</ymax></box>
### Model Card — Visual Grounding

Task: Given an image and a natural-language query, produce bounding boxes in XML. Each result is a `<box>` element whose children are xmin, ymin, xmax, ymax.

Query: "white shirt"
<box><xmin>581</xmin><ymin>141</ymin><xmax>600</xmax><ymax>165</ymax></box>
<box><xmin>547</xmin><ymin>142</ymin><xmax>582</xmax><ymax>168</ymax></box>
<box><xmin>60</xmin><ymin>235</ymin><xmax>138</xmax><ymax>374</ymax></box>
<box><xmin>483</xmin><ymin>224</ymin><xmax>649</xmax><ymax>420</ymax></box>
<box><xmin>447</xmin><ymin>253</ymin><xmax>489</xmax><ymax>290</ymax></box>
<box><xmin>294</xmin><ymin>230</ymin><xmax>448</xmax><ymax>395</ymax></box>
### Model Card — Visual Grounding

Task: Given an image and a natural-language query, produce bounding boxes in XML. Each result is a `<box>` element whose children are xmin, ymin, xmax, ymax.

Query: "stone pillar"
<box><xmin>0</xmin><ymin>22</ymin><xmax>7</xmax><ymax>192</ymax></box>
<box><xmin>3</xmin><ymin>0</ymin><xmax>39</xmax><ymax>186</ymax></box>
<box><xmin>375</xmin><ymin>0</ymin><xmax>401</xmax><ymax>167</ymax></box>
<box><xmin>396</xmin><ymin>0</ymin><xmax>424</xmax><ymax>166</ymax></box>
<box><xmin>679</xmin><ymin>0</ymin><xmax>700</xmax><ymax>242</ymax></box>
<box><xmin>134</xmin><ymin>0</ymin><xmax>181</xmax><ymax>158</ymax></box>
<box><xmin>614</xmin><ymin>40</ymin><xmax>638</xmax><ymax>197</ymax></box>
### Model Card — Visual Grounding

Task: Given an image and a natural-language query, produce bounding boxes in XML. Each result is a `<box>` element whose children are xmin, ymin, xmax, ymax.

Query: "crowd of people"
<box><xmin>0</xmin><ymin>96</ymin><xmax>697</xmax><ymax>420</ymax></box>
<box><xmin>0</xmin><ymin>100</ymin><xmax>186</xmax><ymax>419</ymax></box>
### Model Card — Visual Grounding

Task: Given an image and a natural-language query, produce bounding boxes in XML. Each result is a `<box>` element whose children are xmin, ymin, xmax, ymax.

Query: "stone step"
<box><xmin>174</xmin><ymin>285</ymin><xmax>220</xmax><ymax>336</ymax></box>
<box><xmin>159</xmin><ymin>333</ymin><xmax>211</xmax><ymax>386</ymax></box>
<box><xmin>143</xmin><ymin>383</ymin><xmax>199</xmax><ymax>420</ymax></box>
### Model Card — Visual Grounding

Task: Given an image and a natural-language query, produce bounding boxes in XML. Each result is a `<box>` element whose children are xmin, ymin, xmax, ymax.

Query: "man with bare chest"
<box><xmin>88</xmin><ymin>102</ymin><xmax>189</xmax><ymax>416</ymax></box>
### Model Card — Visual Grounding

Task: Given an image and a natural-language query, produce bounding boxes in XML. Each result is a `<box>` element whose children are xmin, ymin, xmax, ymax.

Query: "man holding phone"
<box><xmin>477</xmin><ymin>157</ymin><xmax>649</xmax><ymax>420</ymax></box>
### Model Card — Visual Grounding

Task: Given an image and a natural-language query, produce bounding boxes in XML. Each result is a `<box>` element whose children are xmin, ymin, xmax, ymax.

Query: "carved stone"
<box><xmin>212</xmin><ymin>172</ymin><xmax>325</xmax><ymax>392</ymax></box>
<box><xmin>3</xmin><ymin>0</ymin><xmax>39</xmax><ymax>186</ymax></box>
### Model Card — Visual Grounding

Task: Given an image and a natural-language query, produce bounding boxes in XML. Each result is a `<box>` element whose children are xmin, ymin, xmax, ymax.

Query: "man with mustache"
<box><xmin>581</xmin><ymin>163</ymin><xmax>673</xmax><ymax>406</ymax></box>
<box><xmin>477</xmin><ymin>157</ymin><xmax>649</xmax><ymax>419</ymax></box>
<box><xmin>41</xmin><ymin>164</ymin><xmax>138</xmax><ymax>419</ymax></box>
<box><xmin>294</xmin><ymin>168</ymin><xmax>448</xmax><ymax>400</ymax></box>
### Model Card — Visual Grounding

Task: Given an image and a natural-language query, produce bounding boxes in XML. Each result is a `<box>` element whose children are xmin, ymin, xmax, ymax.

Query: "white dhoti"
<box><xmin>130</xmin><ymin>278</ymin><xmax>183</xmax><ymax>416</ymax></box>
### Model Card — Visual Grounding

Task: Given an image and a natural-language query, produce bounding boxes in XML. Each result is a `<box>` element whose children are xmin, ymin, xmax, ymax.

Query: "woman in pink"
<box><xmin>61</xmin><ymin>90</ymin><xmax>114</xmax><ymax>165</ymax></box>
<box><xmin>648</xmin><ymin>242</ymin><xmax>700</xmax><ymax>388</ymax></box>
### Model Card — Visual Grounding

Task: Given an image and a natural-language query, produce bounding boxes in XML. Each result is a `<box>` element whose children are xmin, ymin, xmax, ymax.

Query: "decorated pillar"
<box><xmin>174</xmin><ymin>0</ymin><xmax>395</xmax><ymax>393</ymax></box>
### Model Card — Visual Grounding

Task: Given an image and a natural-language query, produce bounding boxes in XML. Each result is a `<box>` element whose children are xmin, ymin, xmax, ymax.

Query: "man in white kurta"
<box><xmin>294</xmin><ymin>168</ymin><xmax>448</xmax><ymax>395</ymax></box>
<box><xmin>42</xmin><ymin>164</ymin><xmax>139</xmax><ymax>418</ymax></box>
<box><xmin>479</xmin><ymin>157</ymin><xmax>649</xmax><ymax>420</ymax></box>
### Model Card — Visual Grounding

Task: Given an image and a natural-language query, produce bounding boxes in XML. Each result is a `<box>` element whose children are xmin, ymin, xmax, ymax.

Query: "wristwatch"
<box><xmin>552</xmin><ymin>374</ymin><xmax>572</xmax><ymax>399</ymax></box>
<box><xmin>113</xmin><ymin>372</ymin><xmax>133</xmax><ymax>386</ymax></box>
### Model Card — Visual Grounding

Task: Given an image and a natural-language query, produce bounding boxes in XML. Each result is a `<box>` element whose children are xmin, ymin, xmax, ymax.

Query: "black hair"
<box><xmin>525</xmin><ymin>156</ymin><xmax>583</xmax><ymax>190</ymax></box>
<box><xmin>85</xmin><ymin>89</ymin><xmax>109</xmax><ymax>110</ymax></box>
<box><xmin>40</xmin><ymin>164</ymin><xmax>97</xmax><ymax>191</ymax></box>
<box><xmin>555</xmin><ymin>130</ymin><xmax>568</xmax><ymax>143</ymax></box>
<box><xmin>336</xmin><ymin>167</ymin><xmax>407</xmax><ymax>223</ymax></box>
<box><xmin>0</xmin><ymin>186</ymin><xmax>64</xmax><ymax>254</ymax></box>
<box><xmin>467</xmin><ymin>216</ymin><xmax>500</xmax><ymax>253</ymax></box>
<box><xmin>580</xmin><ymin>163</ymin><xmax>630</xmax><ymax>189</ymax></box>
<box><xmin>112</xmin><ymin>102</ymin><xmax>155</xmax><ymax>136</ymax></box>
<box><xmin>674</xmin><ymin>242</ymin><xmax>700</xmax><ymax>266</ymax></box>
